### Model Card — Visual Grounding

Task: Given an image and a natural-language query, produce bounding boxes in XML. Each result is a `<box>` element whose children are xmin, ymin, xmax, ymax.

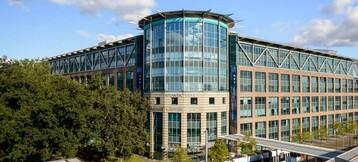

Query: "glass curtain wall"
<box><xmin>144</xmin><ymin>18</ymin><xmax>228</xmax><ymax>92</ymax></box>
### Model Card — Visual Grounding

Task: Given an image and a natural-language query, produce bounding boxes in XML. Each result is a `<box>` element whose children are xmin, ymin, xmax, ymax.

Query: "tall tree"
<box><xmin>209</xmin><ymin>139</ymin><xmax>230</xmax><ymax>162</ymax></box>
<box><xmin>172</xmin><ymin>146</ymin><xmax>193</xmax><ymax>162</ymax></box>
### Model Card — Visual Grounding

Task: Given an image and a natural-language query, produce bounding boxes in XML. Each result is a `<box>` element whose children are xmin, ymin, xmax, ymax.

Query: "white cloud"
<box><xmin>97</xmin><ymin>33</ymin><xmax>134</xmax><ymax>42</ymax></box>
<box><xmin>48</xmin><ymin>0</ymin><xmax>155</xmax><ymax>22</ymax></box>
<box><xmin>321</xmin><ymin>0</ymin><xmax>358</xmax><ymax>15</ymax></box>
<box><xmin>7</xmin><ymin>0</ymin><xmax>29</xmax><ymax>12</ymax></box>
<box><xmin>292</xmin><ymin>0</ymin><xmax>358</xmax><ymax>47</ymax></box>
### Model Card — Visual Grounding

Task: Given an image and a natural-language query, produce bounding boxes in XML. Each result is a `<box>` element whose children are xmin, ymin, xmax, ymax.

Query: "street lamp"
<box><xmin>205</xmin><ymin>128</ymin><xmax>208</xmax><ymax>162</ymax></box>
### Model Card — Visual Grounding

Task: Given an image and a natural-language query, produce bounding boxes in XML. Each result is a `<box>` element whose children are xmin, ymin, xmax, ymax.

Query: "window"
<box><xmin>117</xmin><ymin>72</ymin><xmax>123</xmax><ymax>91</ymax></box>
<box><xmin>342</xmin><ymin>79</ymin><xmax>347</xmax><ymax>93</ymax></box>
<box><xmin>126</xmin><ymin>71</ymin><xmax>134</xmax><ymax>91</ymax></box>
<box><xmin>348</xmin><ymin>80</ymin><xmax>353</xmax><ymax>93</ymax></box>
<box><xmin>240</xmin><ymin>71</ymin><xmax>252</xmax><ymax>92</ymax></box>
<box><xmin>154</xmin><ymin>112</ymin><xmax>163</xmax><ymax>152</ymax></box>
<box><xmin>172</xmin><ymin>97</ymin><xmax>178</xmax><ymax>105</ymax></box>
<box><xmin>269</xmin><ymin>120</ymin><xmax>279</xmax><ymax>140</ymax></box>
<box><xmin>191</xmin><ymin>98</ymin><xmax>198</xmax><ymax>105</ymax></box>
<box><xmin>255</xmin><ymin>97</ymin><xmax>266</xmax><ymax>117</ymax></box>
<box><xmin>311</xmin><ymin>77</ymin><xmax>318</xmax><ymax>92</ymax></box>
<box><xmin>269</xmin><ymin>97</ymin><xmax>278</xmax><ymax>116</ymax></box>
<box><xmin>240</xmin><ymin>98</ymin><xmax>252</xmax><ymax>118</ymax></box>
<box><xmin>302</xmin><ymin>76</ymin><xmax>310</xmax><ymax>92</ymax></box>
<box><xmin>342</xmin><ymin>96</ymin><xmax>347</xmax><ymax>110</ymax></box>
<box><xmin>255</xmin><ymin>122</ymin><xmax>266</xmax><ymax>138</ymax></box>
<box><xmin>303</xmin><ymin>117</ymin><xmax>310</xmax><ymax>132</ymax></box>
<box><xmin>302</xmin><ymin>96</ymin><xmax>310</xmax><ymax>113</ymax></box>
<box><xmin>328</xmin><ymin>96</ymin><xmax>334</xmax><ymax>111</ymax></box>
<box><xmin>320</xmin><ymin>77</ymin><xmax>326</xmax><ymax>92</ymax></box>
<box><xmin>281</xmin><ymin>119</ymin><xmax>290</xmax><ymax>142</ymax></box>
<box><xmin>320</xmin><ymin>96</ymin><xmax>326</xmax><ymax>112</ymax></box>
<box><xmin>292</xmin><ymin>75</ymin><xmax>300</xmax><ymax>92</ymax></box>
<box><xmin>187</xmin><ymin>113</ymin><xmax>201</xmax><ymax>147</ymax></box>
<box><xmin>207</xmin><ymin>113</ymin><xmax>217</xmax><ymax>141</ymax></box>
<box><xmin>155</xmin><ymin>97</ymin><xmax>160</xmax><ymax>105</ymax></box>
<box><xmin>255</xmin><ymin>72</ymin><xmax>266</xmax><ymax>92</ymax></box>
<box><xmin>335</xmin><ymin>96</ymin><xmax>341</xmax><ymax>110</ymax></box>
<box><xmin>168</xmin><ymin>113</ymin><xmax>181</xmax><ymax>147</ymax></box>
<box><xmin>269</xmin><ymin>73</ymin><xmax>278</xmax><ymax>92</ymax></box>
<box><xmin>221</xmin><ymin>112</ymin><xmax>227</xmax><ymax>135</ymax></box>
<box><xmin>312</xmin><ymin>96</ymin><xmax>319</xmax><ymax>112</ymax></box>
<box><xmin>312</xmin><ymin>116</ymin><xmax>319</xmax><ymax>131</ymax></box>
<box><xmin>328</xmin><ymin>78</ymin><xmax>334</xmax><ymax>92</ymax></box>
<box><xmin>209</xmin><ymin>97</ymin><xmax>215</xmax><ymax>104</ymax></box>
<box><xmin>335</xmin><ymin>78</ymin><xmax>341</xmax><ymax>93</ymax></box>
<box><xmin>281</xmin><ymin>97</ymin><xmax>290</xmax><ymax>115</ymax></box>
<box><xmin>109</xmin><ymin>73</ymin><xmax>115</xmax><ymax>86</ymax></box>
<box><xmin>222</xmin><ymin>97</ymin><xmax>226</xmax><ymax>104</ymax></box>
<box><xmin>292</xmin><ymin>97</ymin><xmax>300</xmax><ymax>114</ymax></box>
<box><xmin>281</xmin><ymin>74</ymin><xmax>290</xmax><ymax>92</ymax></box>
<box><xmin>240</xmin><ymin>123</ymin><xmax>252</xmax><ymax>135</ymax></box>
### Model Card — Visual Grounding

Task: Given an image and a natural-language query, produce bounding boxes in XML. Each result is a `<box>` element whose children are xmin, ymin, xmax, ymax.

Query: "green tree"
<box><xmin>238</xmin><ymin>132</ymin><xmax>257</xmax><ymax>155</ymax></box>
<box><xmin>334</xmin><ymin>121</ymin><xmax>345</xmax><ymax>150</ymax></box>
<box><xmin>345</xmin><ymin>120</ymin><xmax>356</xmax><ymax>147</ymax></box>
<box><xmin>291</xmin><ymin>126</ymin><xmax>312</xmax><ymax>144</ymax></box>
<box><xmin>313</xmin><ymin>124</ymin><xmax>329</xmax><ymax>146</ymax></box>
<box><xmin>0</xmin><ymin>59</ymin><xmax>89</xmax><ymax>161</ymax></box>
<box><xmin>172</xmin><ymin>146</ymin><xmax>193</xmax><ymax>162</ymax></box>
<box><xmin>77</xmin><ymin>73</ymin><xmax>150</xmax><ymax>161</ymax></box>
<box><xmin>0</xmin><ymin>59</ymin><xmax>150</xmax><ymax>161</ymax></box>
<box><xmin>208</xmin><ymin>139</ymin><xmax>230</xmax><ymax>162</ymax></box>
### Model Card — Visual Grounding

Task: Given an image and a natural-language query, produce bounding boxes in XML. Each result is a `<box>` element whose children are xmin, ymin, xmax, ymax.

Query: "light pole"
<box><xmin>205</xmin><ymin>128</ymin><xmax>208</xmax><ymax>162</ymax></box>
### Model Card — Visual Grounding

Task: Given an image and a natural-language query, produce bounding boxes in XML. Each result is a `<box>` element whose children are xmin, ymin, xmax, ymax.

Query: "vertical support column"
<box><xmin>278</xmin><ymin>120</ymin><xmax>282</xmax><ymax>141</ymax></box>
<box><xmin>289</xmin><ymin>119</ymin><xmax>293</xmax><ymax>142</ymax></box>
<box><xmin>265</xmin><ymin>120</ymin><xmax>269</xmax><ymax>139</ymax></box>
<box><xmin>217</xmin><ymin>111</ymin><xmax>222</xmax><ymax>139</ymax></box>
<box><xmin>201</xmin><ymin>113</ymin><xmax>207</xmax><ymax>146</ymax></box>
<box><xmin>162</xmin><ymin>112</ymin><xmax>168</xmax><ymax>150</ymax></box>
<box><xmin>181</xmin><ymin>113</ymin><xmax>187</xmax><ymax>148</ymax></box>
<box><xmin>150</xmin><ymin>111</ymin><xmax>154</xmax><ymax>158</ymax></box>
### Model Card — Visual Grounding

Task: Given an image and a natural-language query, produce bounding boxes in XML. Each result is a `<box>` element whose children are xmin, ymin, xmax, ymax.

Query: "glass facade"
<box><xmin>281</xmin><ymin>119</ymin><xmax>290</xmax><ymax>142</ymax></box>
<box><xmin>154</xmin><ymin>112</ymin><xmax>163</xmax><ymax>152</ymax></box>
<box><xmin>255</xmin><ymin>72</ymin><xmax>266</xmax><ymax>92</ymax></box>
<box><xmin>281</xmin><ymin>74</ymin><xmax>290</xmax><ymax>92</ymax></box>
<box><xmin>240</xmin><ymin>97</ymin><xmax>252</xmax><ymax>118</ymax></box>
<box><xmin>207</xmin><ymin>112</ymin><xmax>218</xmax><ymax>141</ymax></box>
<box><xmin>221</xmin><ymin>112</ymin><xmax>227</xmax><ymax>135</ymax></box>
<box><xmin>269</xmin><ymin>97</ymin><xmax>279</xmax><ymax>116</ymax></box>
<box><xmin>269</xmin><ymin>120</ymin><xmax>279</xmax><ymax>140</ymax></box>
<box><xmin>144</xmin><ymin>18</ymin><xmax>228</xmax><ymax>92</ymax></box>
<box><xmin>269</xmin><ymin>73</ymin><xmax>278</xmax><ymax>92</ymax></box>
<box><xmin>241</xmin><ymin>71</ymin><xmax>252</xmax><ymax>92</ymax></box>
<box><xmin>187</xmin><ymin>113</ymin><xmax>201</xmax><ymax>147</ymax></box>
<box><xmin>255</xmin><ymin>97</ymin><xmax>266</xmax><ymax>117</ymax></box>
<box><xmin>168</xmin><ymin>113</ymin><xmax>181</xmax><ymax>148</ymax></box>
<box><xmin>255</xmin><ymin>122</ymin><xmax>266</xmax><ymax>138</ymax></box>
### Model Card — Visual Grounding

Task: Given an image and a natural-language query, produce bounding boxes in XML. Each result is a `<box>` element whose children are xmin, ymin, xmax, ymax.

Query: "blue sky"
<box><xmin>1</xmin><ymin>0</ymin><xmax>357</xmax><ymax>60</ymax></box>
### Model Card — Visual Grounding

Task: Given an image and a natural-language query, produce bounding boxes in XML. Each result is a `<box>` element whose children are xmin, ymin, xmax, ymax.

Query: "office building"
<box><xmin>48</xmin><ymin>10</ymin><xmax>358</xmax><ymax>158</ymax></box>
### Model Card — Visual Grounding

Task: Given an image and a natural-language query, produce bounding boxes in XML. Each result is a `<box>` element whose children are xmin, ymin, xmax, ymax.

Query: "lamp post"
<box><xmin>205</xmin><ymin>128</ymin><xmax>208</xmax><ymax>162</ymax></box>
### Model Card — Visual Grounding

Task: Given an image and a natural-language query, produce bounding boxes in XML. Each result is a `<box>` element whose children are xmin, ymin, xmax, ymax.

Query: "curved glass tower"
<box><xmin>139</xmin><ymin>10</ymin><xmax>234</xmax><ymax>158</ymax></box>
<box><xmin>140</xmin><ymin>10</ymin><xmax>234</xmax><ymax>92</ymax></box>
